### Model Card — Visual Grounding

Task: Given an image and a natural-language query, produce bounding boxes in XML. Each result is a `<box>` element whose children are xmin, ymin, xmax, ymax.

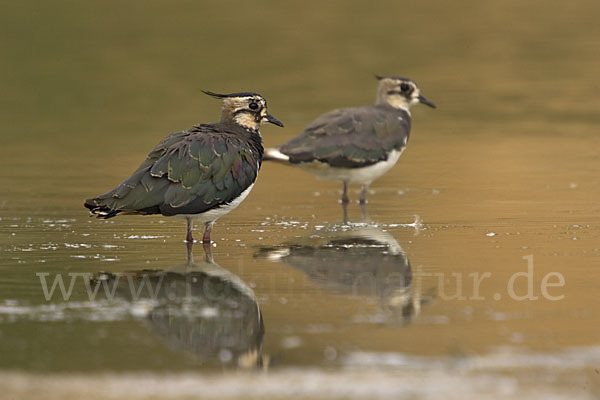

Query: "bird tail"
<box><xmin>263</xmin><ymin>147</ymin><xmax>290</xmax><ymax>164</ymax></box>
<box><xmin>84</xmin><ymin>198</ymin><xmax>122</xmax><ymax>219</ymax></box>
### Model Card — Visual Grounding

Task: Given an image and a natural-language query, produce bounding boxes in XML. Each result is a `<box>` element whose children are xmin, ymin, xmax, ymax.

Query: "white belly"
<box><xmin>298</xmin><ymin>149</ymin><xmax>403</xmax><ymax>185</ymax></box>
<box><xmin>177</xmin><ymin>183</ymin><xmax>255</xmax><ymax>224</ymax></box>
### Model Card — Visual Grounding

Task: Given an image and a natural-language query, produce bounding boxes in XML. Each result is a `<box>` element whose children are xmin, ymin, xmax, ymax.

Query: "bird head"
<box><xmin>374</xmin><ymin>76</ymin><xmax>436</xmax><ymax>111</ymax></box>
<box><xmin>203</xmin><ymin>90</ymin><xmax>284</xmax><ymax>131</ymax></box>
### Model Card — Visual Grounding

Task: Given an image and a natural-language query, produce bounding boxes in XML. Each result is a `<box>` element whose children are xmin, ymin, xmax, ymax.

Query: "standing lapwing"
<box><xmin>264</xmin><ymin>76</ymin><xmax>435</xmax><ymax>205</ymax></box>
<box><xmin>85</xmin><ymin>91</ymin><xmax>283</xmax><ymax>243</ymax></box>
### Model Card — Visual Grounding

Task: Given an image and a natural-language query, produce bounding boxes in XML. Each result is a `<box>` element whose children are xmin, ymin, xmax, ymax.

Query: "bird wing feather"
<box><xmin>85</xmin><ymin>127</ymin><xmax>260</xmax><ymax>217</ymax></box>
<box><xmin>279</xmin><ymin>105</ymin><xmax>410</xmax><ymax>168</ymax></box>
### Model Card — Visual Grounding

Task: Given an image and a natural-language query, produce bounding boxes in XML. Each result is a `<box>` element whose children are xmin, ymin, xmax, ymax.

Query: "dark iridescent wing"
<box><xmin>85</xmin><ymin>126</ymin><xmax>260</xmax><ymax>217</ymax></box>
<box><xmin>279</xmin><ymin>105</ymin><xmax>410</xmax><ymax>168</ymax></box>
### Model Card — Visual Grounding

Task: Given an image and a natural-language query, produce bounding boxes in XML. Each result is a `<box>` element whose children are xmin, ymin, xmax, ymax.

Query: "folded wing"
<box><xmin>279</xmin><ymin>105</ymin><xmax>410</xmax><ymax>168</ymax></box>
<box><xmin>84</xmin><ymin>127</ymin><xmax>260</xmax><ymax>218</ymax></box>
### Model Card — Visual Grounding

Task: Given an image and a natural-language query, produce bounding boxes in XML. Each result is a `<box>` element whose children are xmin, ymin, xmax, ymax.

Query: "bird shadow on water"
<box><xmin>255</xmin><ymin>215</ymin><xmax>433</xmax><ymax>325</ymax></box>
<box><xmin>91</xmin><ymin>243</ymin><xmax>266</xmax><ymax>369</ymax></box>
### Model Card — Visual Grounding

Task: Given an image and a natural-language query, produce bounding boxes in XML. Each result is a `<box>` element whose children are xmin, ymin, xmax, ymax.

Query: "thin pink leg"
<box><xmin>202</xmin><ymin>221</ymin><xmax>214</xmax><ymax>244</ymax></box>
<box><xmin>185</xmin><ymin>218</ymin><xmax>194</xmax><ymax>243</ymax></box>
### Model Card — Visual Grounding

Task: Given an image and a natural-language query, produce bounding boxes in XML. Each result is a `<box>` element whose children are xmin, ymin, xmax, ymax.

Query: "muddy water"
<box><xmin>1</xmin><ymin>0</ymin><xmax>600</xmax><ymax>398</ymax></box>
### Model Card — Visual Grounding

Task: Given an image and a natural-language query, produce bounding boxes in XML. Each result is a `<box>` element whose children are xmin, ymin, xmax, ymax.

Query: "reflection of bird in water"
<box><xmin>256</xmin><ymin>226</ymin><xmax>429</xmax><ymax>323</ymax></box>
<box><xmin>92</xmin><ymin>244</ymin><xmax>265</xmax><ymax>368</ymax></box>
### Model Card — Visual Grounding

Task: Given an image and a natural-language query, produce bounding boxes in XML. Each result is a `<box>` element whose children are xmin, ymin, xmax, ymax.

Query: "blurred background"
<box><xmin>3</xmin><ymin>0</ymin><xmax>598</xmax><ymax>149</ymax></box>
<box><xmin>1</xmin><ymin>1</ymin><xmax>600</xmax><ymax>399</ymax></box>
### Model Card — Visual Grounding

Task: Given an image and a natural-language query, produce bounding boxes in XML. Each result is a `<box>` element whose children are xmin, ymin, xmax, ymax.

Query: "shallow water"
<box><xmin>1</xmin><ymin>1</ymin><xmax>600</xmax><ymax>398</ymax></box>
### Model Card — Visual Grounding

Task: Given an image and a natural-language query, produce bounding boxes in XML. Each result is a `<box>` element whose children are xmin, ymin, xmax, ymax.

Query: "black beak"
<box><xmin>265</xmin><ymin>113</ymin><xmax>284</xmax><ymax>127</ymax></box>
<box><xmin>418</xmin><ymin>94</ymin><xmax>436</xmax><ymax>109</ymax></box>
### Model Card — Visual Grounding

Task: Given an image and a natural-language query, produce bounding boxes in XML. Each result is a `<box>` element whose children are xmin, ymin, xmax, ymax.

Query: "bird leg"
<box><xmin>360</xmin><ymin>201</ymin><xmax>369</xmax><ymax>222</ymax></box>
<box><xmin>185</xmin><ymin>240</ymin><xmax>194</xmax><ymax>264</ymax></box>
<box><xmin>185</xmin><ymin>218</ymin><xmax>194</xmax><ymax>243</ymax></box>
<box><xmin>202</xmin><ymin>242</ymin><xmax>214</xmax><ymax>264</ymax></box>
<box><xmin>359</xmin><ymin>185</ymin><xmax>368</xmax><ymax>204</ymax></box>
<box><xmin>341</xmin><ymin>182</ymin><xmax>350</xmax><ymax>204</ymax></box>
<box><xmin>341</xmin><ymin>201</ymin><xmax>349</xmax><ymax>224</ymax></box>
<box><xmin>202</xmin><ymin>221</ymin><xmax>214</xmax><ymax>244</ymax></box>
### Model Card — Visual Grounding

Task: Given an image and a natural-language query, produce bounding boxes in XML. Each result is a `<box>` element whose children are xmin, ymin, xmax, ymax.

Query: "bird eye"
<box><xmin>248</xmin><ymin>102</ymin><xmax>259</xmax><ymax>110</ymax></box>
<box><xmin>400</xmin><ymin>83</ymin><xmax>410</xmax><ymax>92</ymax></box>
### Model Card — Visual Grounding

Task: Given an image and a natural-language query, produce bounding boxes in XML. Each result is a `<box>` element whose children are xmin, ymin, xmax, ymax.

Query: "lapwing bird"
<box><xmin>264</xmin><ymin>76</ymin><xmax>435</xmax><ymax>204</ymax></box>
<box><xmin>85</xmin><ymin>91</ymin><xmax>283</xmax><ymax>243</ymax></box>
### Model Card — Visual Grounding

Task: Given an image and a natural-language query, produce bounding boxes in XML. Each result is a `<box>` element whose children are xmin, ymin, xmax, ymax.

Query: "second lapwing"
<box><xmin>264</xmin><ymin>76</ymin><xmax>435</xmax><ymax>204</ymax></box>
<box><xmin>85</xmin><ymin>91</ymin><xmax>283</xmax><ymax>243</ymax></box>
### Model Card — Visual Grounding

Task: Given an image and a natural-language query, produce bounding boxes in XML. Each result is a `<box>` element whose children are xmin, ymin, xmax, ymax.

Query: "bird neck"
<box><xmin>376</xmin><ymin>98</ymin><xmax>411</xmax><ymax>114</ymax></box>
<box><xmin>218</xmin><ymin>120</ymin><xmax>264</xmax><ymax>162</ymax></box>
<box><xmin>247</xmin><ymin>128</ymin><xmax>265</xmax><ymax>166</ymax></box>
<box><xmin>376</xmin><ymin>88</ymin><xmax>411</xmax><ymax>113</ymax></box>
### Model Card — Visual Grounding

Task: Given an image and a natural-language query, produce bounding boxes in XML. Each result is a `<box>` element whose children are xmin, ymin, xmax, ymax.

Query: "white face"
<box><xmin>227</xmin><ymin>96</ymin><xmax>268</xmax><ymax>130</ymax></box>
<box><xmin>377</xmin><ymin>78</ymin><xmax>420</xmax><ymax>110</ymax></box>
